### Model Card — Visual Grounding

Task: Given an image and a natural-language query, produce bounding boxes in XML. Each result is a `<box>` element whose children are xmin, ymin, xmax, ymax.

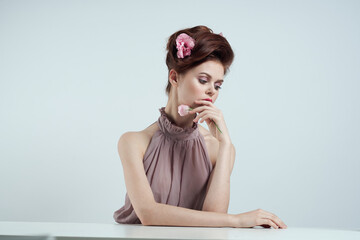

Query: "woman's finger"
<box><xmin>189</xmin><ymin>99</ymin><xmax>218</xmax><ymax>115</ymax></box>
<box><xmin>190</xmin><ymin>101</ymin><xmax>216</xmax><ymax>111</ymax></box>
<box><xmin>199</xmin><ymin>113</ymin><xmax>213</xmax><ymax>123</ymax></box>
<box><xmin>193</xmin><ymin>112</ymin><xmax>209</xmax><ymax>123</ymax></box>
<box><xmin>260</xmin><ymin>224</ymin><xmax>271</xmax><ymax>228</ymax></box>
<box><xmin>193</xmin><ymin>110</ymin><xmax>217</xmax><ymax>123</ymax></box>
<box><xmin>262</xmin><ymin>212</ymin><xmax>287</xmax><ymax>229</ymax></box>
<box><xmin>188</xmin><ymin>106</ymin><xmax>212</xmax><ymax>114</ymax></box>
<box><xmin>260</xmin><ymin>219</ymin><xmax>279</xmax><ymax>229</ymax></box>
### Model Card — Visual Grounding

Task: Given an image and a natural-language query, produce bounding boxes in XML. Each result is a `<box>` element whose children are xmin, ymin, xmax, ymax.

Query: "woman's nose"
<box><xmin>206</xmin><ymin>87</ymin><xmax>215</xmax><ymax>96</ymax></box>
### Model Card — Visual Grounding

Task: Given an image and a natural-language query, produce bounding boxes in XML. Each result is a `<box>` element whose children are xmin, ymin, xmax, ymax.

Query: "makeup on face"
<box><xmin>202</xmin><ymin>98</ymin><xmax>213</xmax><ymax>103</ymax></box>
<box><xmin>198</xmin><ymin>72</ymin><xmax>224</xmax><ymax>90</ymax></box>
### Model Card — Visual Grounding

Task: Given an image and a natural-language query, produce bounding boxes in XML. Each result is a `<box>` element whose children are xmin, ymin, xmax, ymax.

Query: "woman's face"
<box><xmin>176</xmin><ymin>60</ymin><xmax>225</xmax><ymax>108</ymax></box>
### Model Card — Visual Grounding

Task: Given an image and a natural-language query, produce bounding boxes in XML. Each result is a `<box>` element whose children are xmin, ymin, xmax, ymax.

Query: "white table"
<box><xmin>0</xmin><ymin>221</ymin><xmax>359</xmax><ymax>240</ymax></box>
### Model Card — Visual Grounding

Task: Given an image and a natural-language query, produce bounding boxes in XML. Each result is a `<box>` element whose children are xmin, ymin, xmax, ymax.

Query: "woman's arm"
<box><xmin>188</xmin><ymin>100</ymin><xmax>235</xmax><ymax>213</ymax></box>
<box><xmin>201</xmin><ymin>141</ymin><xmax>235</xmax><ymax>213</ymax></box>
<box><xmin>118</xmin><ymin>132</ymin><xmax>285</xmax><ymax>228</ymax></box>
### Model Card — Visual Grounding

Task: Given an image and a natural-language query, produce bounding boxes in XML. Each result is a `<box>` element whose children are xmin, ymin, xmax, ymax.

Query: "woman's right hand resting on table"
<box><xmin>232</xmin><ymin>208</ymin><xmax>287</xmax><ymax>229</ymax></box>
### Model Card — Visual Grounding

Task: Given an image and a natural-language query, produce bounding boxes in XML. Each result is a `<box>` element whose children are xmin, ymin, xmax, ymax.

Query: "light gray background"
<box><xmin>1</xmin><ymin>0</ymin><xmax>359</xmax><ymax>229</ymax></box>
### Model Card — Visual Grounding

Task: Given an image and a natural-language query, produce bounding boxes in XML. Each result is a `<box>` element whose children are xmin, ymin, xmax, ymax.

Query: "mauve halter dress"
<box><xmin>113</xmin><ymin>107</ymin><xmax>213</xmax><ymax>224</ymax></box>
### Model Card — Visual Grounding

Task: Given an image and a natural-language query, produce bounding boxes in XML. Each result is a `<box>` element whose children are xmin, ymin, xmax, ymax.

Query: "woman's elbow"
<box><xmin>137</xmin><ymin>203</ymin><xmax>157</xmax><ymax>226</ymax></box>
<box><xmin>139</xmin><ymin>212</ymin><xmax>152</xmax><ymax>226</ymax></box>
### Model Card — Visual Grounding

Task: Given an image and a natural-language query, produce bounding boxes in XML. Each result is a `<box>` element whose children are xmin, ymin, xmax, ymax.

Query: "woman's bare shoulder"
<box><xmin>118</xmin><ymin>122</ymin><xmax>159</xmax><ymax>156</ymax></box>
<box><xmin>141</xmin><ymin>121</ymin><xmax>159</xmax><ymax>139</ymax></box>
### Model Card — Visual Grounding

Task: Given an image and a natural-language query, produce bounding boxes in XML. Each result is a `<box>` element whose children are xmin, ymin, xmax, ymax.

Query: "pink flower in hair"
<box><xmin>176</xmin><ymin>33</ymin><xmax>195</xmax><ymax>59</ymax></box>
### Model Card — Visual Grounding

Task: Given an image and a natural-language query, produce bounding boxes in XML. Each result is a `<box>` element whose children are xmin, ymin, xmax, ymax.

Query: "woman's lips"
<box><xmin>203</xmin><ymin>98</ymin><xmax>213</xmax><ymax>103</ymax></box>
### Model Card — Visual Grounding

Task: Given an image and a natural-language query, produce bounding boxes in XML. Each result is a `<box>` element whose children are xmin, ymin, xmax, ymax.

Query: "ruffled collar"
<box><xmin>157</xmin><ymin>107</ymin><xmax>200</xmax><ymax>141</ymax></box>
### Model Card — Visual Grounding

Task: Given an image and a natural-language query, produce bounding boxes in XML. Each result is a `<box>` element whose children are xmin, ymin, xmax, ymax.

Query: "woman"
<box><xmin>113</xmin><ymin>25</ymin><xmax>287</xmax><ymax>229</ymax></box>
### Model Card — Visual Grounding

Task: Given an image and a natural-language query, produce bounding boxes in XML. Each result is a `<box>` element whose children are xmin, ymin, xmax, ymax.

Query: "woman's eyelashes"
<box><xmin>198</xmin><ymin>78</ymin><xmax>222</xmax><ymax>90</ymax></box>
<box><xmin>198</xmin><ymin>78</ymin><xmax>208</xmax><ymax>84</ymax></box>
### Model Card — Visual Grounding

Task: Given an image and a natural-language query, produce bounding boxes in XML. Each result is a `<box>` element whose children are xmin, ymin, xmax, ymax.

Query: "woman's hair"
<box><xmin>165</xmin><ymin>25</ymin><xmax>234</xmax><ymax>95</ymax></box>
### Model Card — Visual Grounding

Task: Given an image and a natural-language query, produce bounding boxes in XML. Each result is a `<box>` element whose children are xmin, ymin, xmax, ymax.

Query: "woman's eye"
<box><xmin>199</xmin><ymin>78</ymin><xmax>222</xmax><ymax>90</ymax></box>
<box><xmin>199</xmin><ymin>79</ymin><xmax>207</xmax><ymax>84</ymax></box>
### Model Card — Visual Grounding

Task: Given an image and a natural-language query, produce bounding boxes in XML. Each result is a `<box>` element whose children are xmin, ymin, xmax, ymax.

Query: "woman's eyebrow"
<box><xmin>199</xmin><ymin>72</ymin><xmax>224</xmax><ymax>82</ymax></box>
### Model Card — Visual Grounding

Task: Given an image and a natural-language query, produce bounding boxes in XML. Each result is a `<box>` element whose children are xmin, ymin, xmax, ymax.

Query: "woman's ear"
<box><xmin>168</xmin><ymin>69</ymin><xmax>179</xmax><ymax>87</ymax></box>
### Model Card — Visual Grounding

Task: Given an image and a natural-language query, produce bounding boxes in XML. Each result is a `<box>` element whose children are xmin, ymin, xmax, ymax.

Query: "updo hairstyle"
<box><xmin>165</xmin><ymin>25</ymin><xmax>234</xmax><ymax>95</ymax></box>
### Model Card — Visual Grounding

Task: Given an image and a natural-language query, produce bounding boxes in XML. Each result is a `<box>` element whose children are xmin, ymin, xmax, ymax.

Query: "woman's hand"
<box><xmin>189</xmin><ymin>99</ymin><xmax>231</xmax><ymax>143</ymax></box>
<box><xmin>232</xmin><ymin>209</ymin><xmax>288</xmax><ymax>229</ymax></box>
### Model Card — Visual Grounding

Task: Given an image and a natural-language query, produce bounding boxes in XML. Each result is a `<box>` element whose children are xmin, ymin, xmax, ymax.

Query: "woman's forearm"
<box><xmin>202</xmin><ymin>142</ymin><xmax>233</xmax><ymax>213</ymax></box>
<box><xmin>142</xmin><ymin>202</ymin><xmax>235</xmax><ymax>227</ymax></box>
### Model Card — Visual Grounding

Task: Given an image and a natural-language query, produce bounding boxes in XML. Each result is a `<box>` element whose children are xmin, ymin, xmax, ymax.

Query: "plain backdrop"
<box><xmin>0</xmin><ymin>0</ymin><xmax>359</xmax><ymax>229</ymax></box>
